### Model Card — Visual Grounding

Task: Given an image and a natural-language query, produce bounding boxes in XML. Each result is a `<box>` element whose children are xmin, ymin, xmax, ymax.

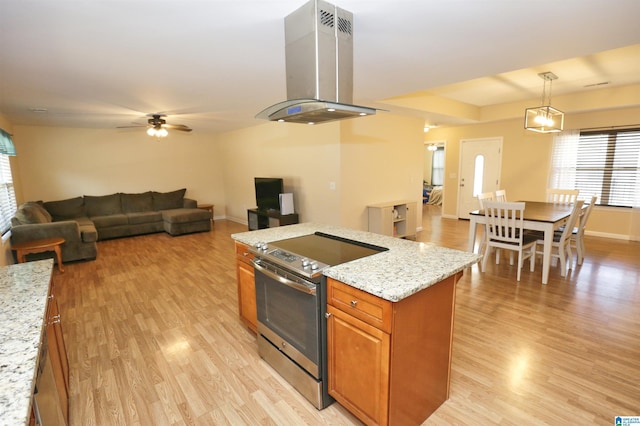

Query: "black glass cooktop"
<box><xmin>269</xmin><ymin>232</ymin><xmax>388</xmax><ymax>267</ymax></box>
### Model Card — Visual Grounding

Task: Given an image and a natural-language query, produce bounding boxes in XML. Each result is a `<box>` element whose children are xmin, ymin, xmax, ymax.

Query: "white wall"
<box><xmin>12</xmin><ymin>125</ymin><xmax>227</xmax><ymax>215</ymax></box>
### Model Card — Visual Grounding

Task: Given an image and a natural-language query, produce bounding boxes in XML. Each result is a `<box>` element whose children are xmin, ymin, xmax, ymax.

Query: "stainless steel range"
<box><xmin>249</xmin><ymin>232</ymin><xmax>387</xmax><ymax>409</ymax></box>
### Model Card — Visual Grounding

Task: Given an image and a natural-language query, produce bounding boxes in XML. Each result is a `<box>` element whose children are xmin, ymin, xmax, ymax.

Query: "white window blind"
<box><xmin>431</xmin><ymin>147</ymin><xmax>445</xmax><ymax>186</ymax></box>
<box><xmin>0</xmin><ymin>154</ymin><xmax>17</xmax><ymax>234</ymax></box>
<box><xmin>550</xmin><ymin>128</ymin><xmax>640</xmax><ymax>208</ymax></box>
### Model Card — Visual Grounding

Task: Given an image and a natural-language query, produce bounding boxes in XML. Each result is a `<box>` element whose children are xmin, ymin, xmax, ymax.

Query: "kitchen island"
<box><xmin>232</xmin><ymin>223</ymin><xmax>479</xmax><ymax>302</ymax></box>
<box><xmin>232</xmin><ymin>223</ymin><xmax>480</xmax><ymax>425</ymax></box>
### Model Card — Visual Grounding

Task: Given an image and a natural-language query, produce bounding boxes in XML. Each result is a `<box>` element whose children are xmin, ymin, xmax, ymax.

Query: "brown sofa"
<box><xmin>10</xmin><ymin>189</ymin><xmax>211</xmax><ymax>263</ymax></box>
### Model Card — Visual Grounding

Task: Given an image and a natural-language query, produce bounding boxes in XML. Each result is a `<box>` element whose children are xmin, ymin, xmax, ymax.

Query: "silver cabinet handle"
<box><xmin>350</xmin><ymin>300</ymin><xmax>358</xmax><ymax>307</ymax></box>
<box><xmin>325</xmin><ymin>312</ymin><xmax>332</xmax><ymax>318</ymax></box>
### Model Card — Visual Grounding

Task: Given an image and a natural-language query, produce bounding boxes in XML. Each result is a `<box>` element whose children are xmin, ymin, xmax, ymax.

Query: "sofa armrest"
<box><xmin>183</xmin><ymin>198</ymin><xmax>197</xmax><ymax>208</ymax></box>
<box><xmin>10</xmin><ymin>221</ymin><xmax>82</xmax><ymax>245</ymax></box>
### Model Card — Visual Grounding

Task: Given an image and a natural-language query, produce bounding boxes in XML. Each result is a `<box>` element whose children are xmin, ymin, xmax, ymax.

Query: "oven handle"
<box><xmin>252</xmin><ymin>259</ymin><xmax>317</xmax><ymax>296</ymax></box>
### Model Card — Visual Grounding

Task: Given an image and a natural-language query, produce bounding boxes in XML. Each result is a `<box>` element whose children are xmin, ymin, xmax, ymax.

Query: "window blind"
<box><xmin>0</xmin><ymin>154</ymin><xmax>17</xmax><ymax>234</ymax></box>
<box><xmin>550</xmin><ymin>129</ymin><xmax>640</xmax><ymax>208</ymax></box>
<box><xmin>431</xmin><ymin>147</ymin><xmax>445</xmax><ymax>186</ymax></box>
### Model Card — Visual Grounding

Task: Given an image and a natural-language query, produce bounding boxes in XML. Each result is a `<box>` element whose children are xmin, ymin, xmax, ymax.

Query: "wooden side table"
<box><xmin>197</xmin><ymin>204</ymin><xmax>214</xmax><ymax>222</ymax></box>
<box><xmin>12</xmin><ymin>237</ymin><xmax>65</xmax><ymax>272</ymax></box>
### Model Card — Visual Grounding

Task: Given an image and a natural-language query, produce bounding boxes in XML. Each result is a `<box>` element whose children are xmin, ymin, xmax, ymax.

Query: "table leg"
<box><xmin>53</xmin><ymin>245</ymin><xmax>64</xmax><ymax>273</ymax></box>
<box><xmin>541</xmin><ymin>224</ymin><xmax>553</xmax><ymax>285</ymax></box>
<box><xmin>16</xmin><ymin>250</ymin><xmax>26</xmax><ymax>263</ymax></box>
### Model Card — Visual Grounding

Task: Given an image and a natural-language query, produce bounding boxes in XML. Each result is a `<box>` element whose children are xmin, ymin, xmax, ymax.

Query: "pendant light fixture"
<box><xmin>524</xmin><ymin>71</ymin><xmax>564</xmax><ymax>133</ymax></box>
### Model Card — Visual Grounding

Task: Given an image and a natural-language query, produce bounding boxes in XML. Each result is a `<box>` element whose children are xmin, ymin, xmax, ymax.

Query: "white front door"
<box><xmin>457</xmin><ymin>137</ymin><xmax>503</xmax><ymax>219</ymax></box>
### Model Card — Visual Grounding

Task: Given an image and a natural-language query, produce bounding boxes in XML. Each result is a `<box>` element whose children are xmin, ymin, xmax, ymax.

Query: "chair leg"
<box><xmin>559</xmin><ymin>247</ymin><xmax>567</xmax><ymax>277</ymax></box>
<box><xmin>577</xmin><ymin>237</ymin><xmax>585</xmax><ymax>265</ymax></box>
<box><xmin>482</xmin><ymin>245</ymin><xmax>491</xmax><ymax>273</ymax></box>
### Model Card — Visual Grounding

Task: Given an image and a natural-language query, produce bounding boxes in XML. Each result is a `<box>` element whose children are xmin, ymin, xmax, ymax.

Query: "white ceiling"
<box><xmin>1</xmin><ymin>0</ymin><xmax>640</xmax><ymax>135</ymax></box>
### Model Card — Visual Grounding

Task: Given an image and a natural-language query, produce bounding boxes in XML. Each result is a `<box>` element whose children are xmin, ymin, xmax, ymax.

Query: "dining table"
<box><xmin>468</xmin><ymin>201</ymin><xmax>575</xmax><ymax>284</ymax></box>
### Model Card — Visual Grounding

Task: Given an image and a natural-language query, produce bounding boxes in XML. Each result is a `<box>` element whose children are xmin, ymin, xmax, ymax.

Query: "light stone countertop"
<box><xmin>231</xmin><ymin>223</ymin><xmax>480</xmax><ymax>302</ymax></box>
<box><xmin>0</xmin><ymin>260</ymin><xmax>54</xmax><ymax>426</ymax></box>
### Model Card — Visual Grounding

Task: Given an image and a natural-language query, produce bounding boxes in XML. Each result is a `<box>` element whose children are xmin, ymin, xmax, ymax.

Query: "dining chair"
<box><xmin>482</xmin><ymin>201</ymin><xmax>537</xmax><ymax>281</ymax></box>
<box><xmin>546</xmin><ymin>188</ymin><xmax>579</xmax><ymax>204</ymax></box>
<box><xmin>494</xmin><ymin>189</ymin><xmax>507</xmax><ymax>202</ymax></box>
<box><xmin>534</xmin><ymin>200</ymin><xmax>585</xmax><ymax>277</ymax></box>
<box><xmin>569</xmin><ymin>195</ymin><xmax>597</xmax><ymax>265</ymax></box>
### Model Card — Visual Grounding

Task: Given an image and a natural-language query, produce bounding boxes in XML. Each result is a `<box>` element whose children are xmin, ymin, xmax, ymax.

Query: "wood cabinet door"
<box><xmin>326</xmin><ymin>305</ymin><xmax>390</xmax><ymax>426</ymax></box>
<box><xmin>46</xmin><ymin>297</ymin><xmax>69</xmax><ymax>423</ymax></box>
<box><xmin>236</xmin><ymin>260</ymin><xmax>257</xmax><ymax>333</ymax></box>
<box><xmin>404</xmin><ymin>202</ymin><xmax>417</xmax><ymax>237</ymax></box>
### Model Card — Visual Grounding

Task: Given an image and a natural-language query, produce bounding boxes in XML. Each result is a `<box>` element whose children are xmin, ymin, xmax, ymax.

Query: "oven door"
<box><xmin>253</xmin><ymin>259</ymin><xmax>321</xmax><ymax>378</ymax></box>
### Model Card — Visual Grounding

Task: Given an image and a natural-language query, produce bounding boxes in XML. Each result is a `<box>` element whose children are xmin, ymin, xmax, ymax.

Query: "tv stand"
<box><xmin>247</xmin><ymin>209</ymin><xmax>299</xmax><ymax>231</ymax></box>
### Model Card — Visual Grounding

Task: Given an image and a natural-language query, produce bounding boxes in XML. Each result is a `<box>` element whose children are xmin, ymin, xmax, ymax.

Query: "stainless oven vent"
<box><xmin>256</xmin><ymin>0</ymin><xmax>377</xmax><ymax>124</ymax></box>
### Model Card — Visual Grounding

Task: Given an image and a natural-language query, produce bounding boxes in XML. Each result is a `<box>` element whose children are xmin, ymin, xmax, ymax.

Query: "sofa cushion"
<box><xmin>44</xmin><ymin>197</ymin><xmax>85</xmax><ymax>220</ymax></box>
<box><xmin>13</xmin><ymin>201</ymin><xmax>52</xmax><ymax>225</ymax></box>
<box><xmin>73</xmin><ymin>217</ymin><xmax>98</xmax><ymax>243</ymax></box>
<box><xmin>121</xmin><ymin>192</ymin><xmax>153</xmax><ymax>213</ymax></box>
<box><xmin>127</xmin><ymin>211</ymin><xmax>162</xmax><ymax>225</ymax></box>
<box><xmin>161</xmin><ymin>208</ymin><xmax>210</xmax><ymax>224</ymax></box>
<box><xmin>85</xmin><ymin>193</ymin><xmax>122</xmax><ymax>217</ymax></box>
<box><xmin>91</xmin><ymin>214</ymin><xmax>128</xmax><ymax>228</ymax></box>
<box><xmin>152</xmin><ymin>188</ymin><xmax>186</xmax><ymax>211</ymax></box>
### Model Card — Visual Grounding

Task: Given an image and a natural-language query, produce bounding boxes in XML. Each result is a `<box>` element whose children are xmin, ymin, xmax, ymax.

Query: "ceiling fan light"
<box><xmin>158</xmin><ymin>128</ymin><xmax>168</xmax><ymax>137</ymax></box>
<box><xmin>147</xmin><ymin>127</ymin><xmax>156</xmax><ymax>136</ymax></box>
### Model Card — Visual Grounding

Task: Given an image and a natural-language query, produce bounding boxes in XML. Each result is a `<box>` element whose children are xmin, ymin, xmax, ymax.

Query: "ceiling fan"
<box><xmin>118</xmin><ymin>114</ymin><xmax>192</xmax><ymax>138</ymax></box>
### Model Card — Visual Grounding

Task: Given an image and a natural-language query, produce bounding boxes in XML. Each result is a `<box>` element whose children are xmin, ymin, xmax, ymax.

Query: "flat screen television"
<box><xmin>255</xmin><ymin>177</ymin><xmax>284</xmax><ymax>212</ymax></box>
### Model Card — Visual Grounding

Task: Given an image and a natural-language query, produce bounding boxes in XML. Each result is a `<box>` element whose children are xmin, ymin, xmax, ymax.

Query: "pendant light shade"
<box><xmin>525</xmin><ymin>72</ymin><xmax>564</xmax><ymax>133</ymax></box>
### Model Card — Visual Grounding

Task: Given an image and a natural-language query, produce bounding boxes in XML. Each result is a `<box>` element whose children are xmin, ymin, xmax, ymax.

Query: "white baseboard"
<box><xmin>585</xmin><ymin>230</ymin><xmax>630</xmax><ymax>241</ymax></box>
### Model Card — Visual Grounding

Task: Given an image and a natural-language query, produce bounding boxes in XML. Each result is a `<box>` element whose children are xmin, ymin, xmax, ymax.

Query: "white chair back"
<box><xmin>495</xmin><ymin>189</ymin><xmax>507</xmax><ymax>202</ymax></box>
<box><xmin>482</xmin><ymin>201</ymin><xmax>537</xmax><ymax>281</ymax></box>
<box><xmin>573</xmin><ymin>195</ymin><xmax>597</xmax><ymax>265</ymax></box>
<box><xmin>477</xmin><ymin>192</ymin><xmax>495</xmax><ymax>210</ymax></box>
<box><xmin>546</xmin><ymin>188</ymin><xmax>579</xmax><ymax>204</ymax></box>
<box><xmin>484</xmin><ymin>201</ymin><xmax>525</xmax><ymax>245</ymax></box>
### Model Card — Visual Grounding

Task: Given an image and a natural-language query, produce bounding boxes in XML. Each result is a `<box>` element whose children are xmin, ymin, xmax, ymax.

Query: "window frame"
<box><xmin>0</xmin><ymin>153</ymin><xmax>17</xmax><ymax>235</ymax></box>
<box><xmin>549</xmin><ymin>128</ymin><xmax>640</xmax><ymax>208</ymax></box>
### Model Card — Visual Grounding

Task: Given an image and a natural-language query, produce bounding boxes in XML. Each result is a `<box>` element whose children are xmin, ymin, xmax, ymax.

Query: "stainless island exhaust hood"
<box><xmin>256</xmin><ymin>0</ymin><xmax>377</xmax><ymax>125</ymax></box>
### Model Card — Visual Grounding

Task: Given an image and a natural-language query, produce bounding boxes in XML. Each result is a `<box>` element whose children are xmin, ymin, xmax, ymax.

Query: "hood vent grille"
<box><xmin>256</xmin><ymin>0</ymin><xmax>377</xmax><ymax>125</ymax></box>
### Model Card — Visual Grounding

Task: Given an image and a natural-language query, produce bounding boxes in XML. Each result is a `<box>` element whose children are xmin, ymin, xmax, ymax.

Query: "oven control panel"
<box><xmin>250</xmin><ymin>242</ymin><xmax>329</xmax><ymax>277</ymax></box>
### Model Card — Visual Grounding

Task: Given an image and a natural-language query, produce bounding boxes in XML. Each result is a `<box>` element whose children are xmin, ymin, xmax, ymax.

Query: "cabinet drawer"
<box><xmin>235</xmin><ymin>242</ymin><xmax>254</xmax><ymax>265</ymax></box>
<box><xmin>327</xmin><ymin>277</ymin><xmax>392</xmax><ymax>333</ymax></box>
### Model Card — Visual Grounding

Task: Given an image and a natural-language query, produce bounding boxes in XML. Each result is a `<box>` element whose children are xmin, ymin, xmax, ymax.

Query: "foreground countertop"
<box><xmin>232</xmin><ymin>223</ymin><xmax>480</xmax><ymax>302</ymax></box>
<box><xmin>0</xmin><ymin>260</ymin><xmax>54</xmax><ymax>426</ymax></box>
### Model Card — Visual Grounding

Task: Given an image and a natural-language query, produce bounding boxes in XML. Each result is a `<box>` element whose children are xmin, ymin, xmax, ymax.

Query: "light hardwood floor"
<box><xmin>52</xmin><ymin>206</ymin><xmax>640</xmax><ymax>425</ymax></box>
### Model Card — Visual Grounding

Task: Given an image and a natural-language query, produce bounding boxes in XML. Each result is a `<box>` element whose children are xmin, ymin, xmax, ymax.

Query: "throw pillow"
<box><xmin>13</xmin><ymin>201</ymin><xmax>52</xmax><ymax>224</ymax></box>
<box><xmin>152</xmin><ymin>188</ymin><xmax>186</xmax><ymax>210</ymax></box>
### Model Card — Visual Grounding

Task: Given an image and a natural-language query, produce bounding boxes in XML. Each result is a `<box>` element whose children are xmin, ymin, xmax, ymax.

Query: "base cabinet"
<box><xmin>326</xmin><ymin>273</ymin><xmax>460</xmax><ymax>425</ymax></box>
<box><xmin>367</xmin><ymin>201</ymin><xmax>417</xmax><ymax>238</ymax></box>
<box><xmin>32</xmin><ymin>280</ymin><xmax>69</xmax><ymax>425</ymax></box>
<box><xmin>327</xmin><ymin>304</ymin><xmax>390</xmax><ymax>425</ymax></box>
<box><xmin>235</xmin><ymin>242</ymin><xmax>257</xmax><ymax>333</ymax></box>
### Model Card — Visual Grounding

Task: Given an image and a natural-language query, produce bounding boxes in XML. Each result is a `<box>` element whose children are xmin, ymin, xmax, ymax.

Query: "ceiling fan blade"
<box><xmin>162</xmin><ymin>124</ymin><xmax>192</xmax><ymax>132</ymax></box>
<box><xmin>116</xmin><ymin>124</ymin><xmax>147</xmax><ymax>129</ymax></box>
